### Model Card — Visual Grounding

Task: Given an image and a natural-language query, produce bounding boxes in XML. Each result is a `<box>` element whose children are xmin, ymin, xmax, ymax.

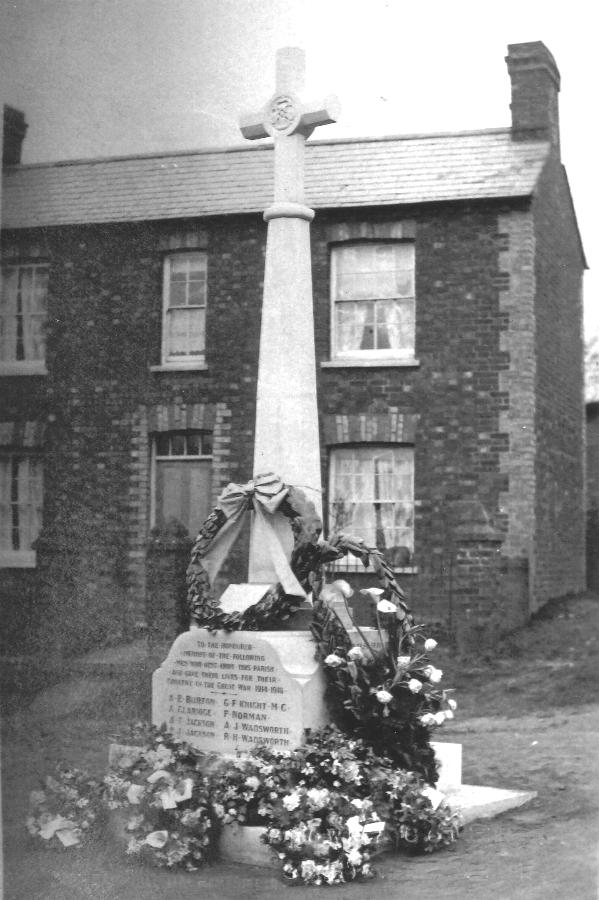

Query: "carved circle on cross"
<box><xmin>266</xmin><ymin>93</ymin><xmax>301</xmax><ymax>135</ymax></box>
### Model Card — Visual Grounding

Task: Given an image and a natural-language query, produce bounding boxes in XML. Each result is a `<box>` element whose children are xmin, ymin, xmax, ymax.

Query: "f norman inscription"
<box><xmin>152</xmin><ymin>628</ymin><xmax>326</xmax><ymax>754</ymax></box>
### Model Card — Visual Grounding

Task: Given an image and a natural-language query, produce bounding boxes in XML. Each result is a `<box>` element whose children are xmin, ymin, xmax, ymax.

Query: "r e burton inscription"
<box><xmin>152</xmin><ymin>628</ymin><xmax>327</xmax><ymax>755</ymax></box>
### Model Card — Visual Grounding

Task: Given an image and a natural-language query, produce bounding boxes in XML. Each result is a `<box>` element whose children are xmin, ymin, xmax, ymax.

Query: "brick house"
<box><xmin>586</xmin><ymin>402</ymin><xmax>599</xmax><ymax>590</ymax></box>
<box><xmin>0</xmin><ymin>42</ymin><xmax>586</xmax><ymax>660</ymax></box>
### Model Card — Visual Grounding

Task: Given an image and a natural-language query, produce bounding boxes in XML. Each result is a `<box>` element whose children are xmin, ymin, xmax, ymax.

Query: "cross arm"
<box><xmin>298</xmin><ymin>95</ymin><xmax>341</xmax><ymax>133</ymax></box>
<box><xmin>240</xmin><ymin>94</ymin><xmax>340</xmax><ymax>141</ymax></box>
<box><xmin>239</xmin><ymin>112</ymin><xmax>270</xmax><ymax>141</ymax></box>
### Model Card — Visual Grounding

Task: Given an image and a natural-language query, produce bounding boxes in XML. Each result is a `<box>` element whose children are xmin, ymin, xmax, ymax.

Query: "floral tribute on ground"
<box><xmin>26</xmin><ymin>476</ymin><xmax>462</xmax><ymax>884</ymax></box>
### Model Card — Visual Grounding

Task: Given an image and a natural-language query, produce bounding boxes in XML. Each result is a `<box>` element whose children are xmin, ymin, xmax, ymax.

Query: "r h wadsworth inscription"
<box><xmin>152</xmin><ymin>629</ymin><xmax>327</xmax><ymax>754</ymax></box>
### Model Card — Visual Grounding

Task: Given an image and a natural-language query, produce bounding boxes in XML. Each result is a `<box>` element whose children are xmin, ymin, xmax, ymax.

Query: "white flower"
<box><xmin>345</xmin><ymin>815</ymin><xmax>363</xmax><ymax>837</ymax></box>
<box><xmin>301</xmin><ymin>859</ymin><xmax>318</xmax><ymax>879</ymax></box>
<box><xmin>39</xmin><ymin>815</ymin><xmax>74</xmax><ymax>841</ymax></box>
<box><xmin>375</xmin><ymin>689</ymin><xmax>393</xmax><ymax>704</ymax></box>
<box><xmin>126</xmin><ymin>783</ymin><xmax>145</xmax><ymax>805</ymax></box>
<box><xmin>433</xmin><ymin>711</ymin><xmax>446</xmax><ymax>725</ymax></box>
<box><xmin>360</xmin><ymin>587</ymin><xmax>384</xmax><ymax>599</ymax></box>
<box><xmin>159</xmin><ymin>778</ymin><xmax>193</xmax><ymax>810</ymax></box>
<box><xmin>424</xmin><ymin>665</ymin><xmax>443</xmax><ymax>684</ymax></box>
<box><xmin>282</xmin><ymin>792</ymin><xmax>301</xmax><ymax>811</ymax></box>
<box><xmin>146</xmin><ymin>769</ymin><xmax>170</xmax><ymax>784</ymax></box>
<box><xmin>245</xmin><ymin>776</ymin><xmax>260</xmax><ymax>791</ymax></box>
<box><xmin>347</xmin><ymin>646</ymin><xmax>365</xmax><ymax>662</ymax></box>
<box><xmin>408</xmin><ymin>678</ymin><xmax>423</xmax><ymax>694</ymax></box>
<box><xmin>324</xmin><ymin>653</ymin><xmax>344</xmax><ymax>667</ymax></box>
<box><xmin>145</xmin><ymin>830</ymin><xmax>168</xmax><ymax>849</ymax></box>
<box><xmin>376</xmin><ymin>599</ymin><xmax>397</xmax><ymax>614</ymax></box>
<box><xmin>145</xmin><ymin>745</ymin><xmax>175</xmax><ymax>770</ymax></box>
<box><xmin>346</xmin><ymin>847</ymin><xmax>363</xmax><ymax>866</ymax></box>
<box><xmin>350</xmin><ymin>798</ymin><xmax>364</xmax><ymax>809</ymax></box>
<box><xmin>307</xmin><ymin>788</ymin><xmax>330</xmax><ymax>807</ymax></box>
<box><xmin>396</xmin><ymin>655</ymin><xmax>411</xmax><ymax>670</ymax></box>
<box><xmin>333</xmin><ymin>579</ymin><xmax>354</xmax><ymax>598</ymax></box>
<box><xmin>448</xmin><ymin>698</ymin><xmax>458</xmax><ymax>711</ymax></box>
<box><xmin>419</xmin><ymin>712</ymin><xmax>436</xmax><ymax>726</ymax></box>
<box><xmin>424</xmin><ymin>638</ymin><xmax>438</xmax><ymax>652</ymax></box>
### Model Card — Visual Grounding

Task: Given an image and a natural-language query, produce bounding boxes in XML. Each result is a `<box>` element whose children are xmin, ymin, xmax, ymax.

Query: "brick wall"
<box><xmin>497</xmin><ymin>208</ymin><xmax>536</xmax><ymax>604</ymax></box>
<box><xmin>586</xmin><ymin>403</ymin><xmax>599</xmax><ymax>590</ymax></box>
<box><xmin>531</xmin><ymin>155</ymin><xmax>586</xmax><ymax>603</ymax></box>
<box><xmin>0</xmin><ymin>218</ymin><xmax>265</xmax><ymax>654</ymax></box>
<box><xmin>0</xmin><ymin>185</ymin><xmax>585</xmax><ymax>656</ymax></box>
<box><xmin>313</xmin><ymin>205</ymin><xmax>513</xmax><ymax>629</ymax></box>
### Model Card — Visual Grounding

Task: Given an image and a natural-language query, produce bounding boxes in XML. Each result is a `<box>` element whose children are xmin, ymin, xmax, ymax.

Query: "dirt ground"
<box><xmin>2</xmin><ymin>593</ymin><xmax>598</xmax><ymax>900</ymax></box>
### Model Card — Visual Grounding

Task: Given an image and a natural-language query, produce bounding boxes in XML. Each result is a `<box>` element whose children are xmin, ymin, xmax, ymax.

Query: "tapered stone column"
<box><xmin>239</xmin><ymin>48</ymin><xmax>339</xmax><ymax>583</ymax></box>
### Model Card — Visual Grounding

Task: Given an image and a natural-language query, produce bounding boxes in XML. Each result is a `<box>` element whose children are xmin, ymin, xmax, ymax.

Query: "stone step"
<box><xmin>444</xmin><ymin>784</ymin><xmax>537</xmax><ymax>825</ymax></box>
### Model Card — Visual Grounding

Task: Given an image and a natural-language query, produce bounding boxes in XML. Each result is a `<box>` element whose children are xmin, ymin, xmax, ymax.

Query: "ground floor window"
<box><xmin>151</xmin><ymin>430</ymin><xmax>213</xmax><ymax>538</ymax></box>
<box><xmin>328</xmin><ymin>445</ymin><xmax>414</xmax><ymax>570</ymax></box>
<box><xmin>0</xmin><ymin>453</ymin><xmax>42</xmax><ymax>566</ymax></box>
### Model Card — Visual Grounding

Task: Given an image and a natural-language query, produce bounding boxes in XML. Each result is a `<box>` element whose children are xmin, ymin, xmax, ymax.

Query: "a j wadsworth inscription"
<box><xmin>152</xmin><ymin>628</ymin><xmax>326</xmax><ymax>755</ymax></box>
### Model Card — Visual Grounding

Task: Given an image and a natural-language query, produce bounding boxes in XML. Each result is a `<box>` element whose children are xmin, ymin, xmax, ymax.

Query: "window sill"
<box><xmin>321</xmin><ymin>358</ymin><xmax>420</xmax><ymax>369</ymax></box>
<box><xmin>0</xmin><ymin>362</ymin><xmax>47</xmax><ymax>376</ymax></box>
<box><xmin>329</xmin><ymin>563</ymin><xmax>418</xmax><ymax>575</ymax></box>
<box><xmin>0</xmin><ymin>551</ymin><xmax>37</xmax><ymax>568</ymax></box>
<box><xmin>150</xmin><ymin>362</ymin><xmax>208</xmax><ymax>373</ymax></box>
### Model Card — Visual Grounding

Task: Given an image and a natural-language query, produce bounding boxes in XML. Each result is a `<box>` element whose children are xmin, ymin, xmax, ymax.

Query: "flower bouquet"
<box><xmin>313</xmin><ymin>579</ymin><xmax>457</xmax><ymax>784</ymax></box>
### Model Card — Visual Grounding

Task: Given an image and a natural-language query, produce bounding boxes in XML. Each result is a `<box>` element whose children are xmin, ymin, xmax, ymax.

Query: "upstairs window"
<box><xmin>329</xmin><ymin>445</ymin><xmax>414</xmax><ymax>570</ymax></box>
<box><xmin>0</xmin><ymin>263</ymin><xmax>48</xmax><ymax>371</ymax></box>
<box><xmin>161</xmin><ymin>252</ymin><xmax>207</xmax><ymax>366</ymax></box>
<box><xmin>152</xmin><ymin>430</ymin><xmax>213</xmax><ymax>538</ymax></box>
<box><xmin>331</xmin><ymin>242</ymin><xmax>415</xmax><ymax>360</ymax></box>
<box><xmin>0</xmin><ymin>453</ymin><xmax>43</xmax><ymax>567</ymax></box>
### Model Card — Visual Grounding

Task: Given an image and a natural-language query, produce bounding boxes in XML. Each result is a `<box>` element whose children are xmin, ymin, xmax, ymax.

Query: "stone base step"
<box><xmin>445</xmin><ymin>783</ymin><xmax>537</xmax><ymax>825</ymax></box>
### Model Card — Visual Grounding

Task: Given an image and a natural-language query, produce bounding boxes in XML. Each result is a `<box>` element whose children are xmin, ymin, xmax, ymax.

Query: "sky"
<box><xmin>1</xmin><ymin>0</ymin><xmax>597</xmax><ymax>338</ymax></box>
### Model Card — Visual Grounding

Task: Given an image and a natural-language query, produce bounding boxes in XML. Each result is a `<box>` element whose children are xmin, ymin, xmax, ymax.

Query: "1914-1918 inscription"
<box><xmin>152</xmin><ymin>628</ymin><xmax>326</xmax><ymax>755</ymax></box>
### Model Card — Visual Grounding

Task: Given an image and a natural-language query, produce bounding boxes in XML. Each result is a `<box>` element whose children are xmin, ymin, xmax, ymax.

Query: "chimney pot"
<box><xmin>3</xmin><ymin>105</ymin><xmax>28</xmax><ymax>166</ymax></box>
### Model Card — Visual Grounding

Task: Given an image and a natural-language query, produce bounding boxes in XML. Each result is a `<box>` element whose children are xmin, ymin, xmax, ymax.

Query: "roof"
<box><xmin>1</xmin><ymin>128</ymin><xmax>550</xmax><ymax>229</ymax></box>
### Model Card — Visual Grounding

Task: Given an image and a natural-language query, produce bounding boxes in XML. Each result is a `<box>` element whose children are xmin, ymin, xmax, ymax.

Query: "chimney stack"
<box><xmin>3</xmin><ymin>105</ymin><xmax>28</xmax><ymax>166</ymax></box>
<box><xmin>506</xmin><ymin>42</ymin><xmax>561</xmax><ymax>154</ymax></box>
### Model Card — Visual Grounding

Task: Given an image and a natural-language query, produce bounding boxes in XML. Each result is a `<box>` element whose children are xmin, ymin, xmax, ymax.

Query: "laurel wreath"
<box><xmin>186</xmin><ymin>481</ymin><xmax>414</xmax><ymax>638</ymax></box>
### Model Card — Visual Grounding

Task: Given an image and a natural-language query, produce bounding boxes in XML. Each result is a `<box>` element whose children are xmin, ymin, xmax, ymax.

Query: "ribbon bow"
<box><xmin>201</xmin><ymin>473</ymin><xmax>306</xmax><ymax>600</ymax></box>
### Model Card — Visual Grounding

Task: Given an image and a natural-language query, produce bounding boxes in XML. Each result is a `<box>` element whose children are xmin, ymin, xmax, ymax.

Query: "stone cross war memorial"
<box><xmin>152</xmin><ymin>46</ymin><xmax>339</xmax><ymax>754</ymax></box>
<box><xmin>151</xmin><ymin>46</ymin><xmax>534</xmax><ymax>844</ymax></box>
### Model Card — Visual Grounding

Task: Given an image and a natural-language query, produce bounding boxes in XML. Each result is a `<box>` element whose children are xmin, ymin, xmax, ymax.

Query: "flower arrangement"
<box><xmin>102</xmin><ymin>723</ymin><xmax>215</xmax><ymax>870</ymax></box>
<box><xmin>26</xmin><ymin>725</ymin><xmax>460</xmax><ymax>884</ymax></box>
<box><xmin>26</xmin><ymin>764</ymin><xmax>105</xmax><ymax>849</ymax></box>
<box><xmin>27</xmin><ymin>476</ymin><xmax>462</xmax><ymax>884</ymax></box>
<box><xmin>312</xmin><ymin>579</ymin><xmax>456</xmax><ymax>785</ymax></box>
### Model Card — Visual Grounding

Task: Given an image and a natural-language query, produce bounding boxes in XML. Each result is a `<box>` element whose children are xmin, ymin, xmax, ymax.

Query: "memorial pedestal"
<box><xmin>152</xmin><ymin>628</ymin><xmax>327</xmax><ymax>755</ymax></box>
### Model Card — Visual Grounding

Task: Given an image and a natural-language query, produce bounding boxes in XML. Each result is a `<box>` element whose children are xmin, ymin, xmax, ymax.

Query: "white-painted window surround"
<box><xmin>0</xmin><ymin>453</ymin><xmax>42</xmax><ymax>567</ymax></box>
<box><xmin>0</xmin><ymin>263</ymin><xmax>49</xmax><ymax>374</ymax></box>
<box><xmin>151</xmin><ymin>430</ymin><xmax>213</xmax><ymax>539</ymax></box>
<box><xmin>161</xmin><ymin>252</ymin><xmax>207</xmax><ymax>366</ymax></box>
<box><xmin>329</xmin><ymin>445</ymin><xmax>414</xmax><ymax>570</ymax></box>
<box><xmin>330</xmin><ymin>242</ymin><xmax>415</xmax><ymax>361</ymax></box>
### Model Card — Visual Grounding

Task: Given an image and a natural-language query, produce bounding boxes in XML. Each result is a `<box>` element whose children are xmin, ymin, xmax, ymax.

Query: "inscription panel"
<box><xmin>152</xmin><ymin>629</ymin><xmax>309</xmax><ymax>754</ymax></box>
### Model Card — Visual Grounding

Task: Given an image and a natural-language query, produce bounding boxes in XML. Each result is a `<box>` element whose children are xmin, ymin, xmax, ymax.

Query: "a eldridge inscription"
<box><xmin>152</xmin><ymin>628</ymin><xmax>326</xmax><ymax>755</ymax></box>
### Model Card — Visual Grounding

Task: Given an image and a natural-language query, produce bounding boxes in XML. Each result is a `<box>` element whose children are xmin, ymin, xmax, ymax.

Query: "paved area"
<box><xmin>2</xmin><ymin>597</ymin><xmax>599</xmax><ymax>899</ymax></box>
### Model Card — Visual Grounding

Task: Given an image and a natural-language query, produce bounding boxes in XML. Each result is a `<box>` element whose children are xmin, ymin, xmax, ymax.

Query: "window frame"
<box><xmin>0</xmin><ymin>451</ymin><xmax>43</xmax><ymax>568</ymax></box>
<box><xmin>149</xmin><ymin>430</ymin><xmax>213</xmax><ymax>537</ymax></box>
<box><xmin>160</xmin><ymin>251</ymin><xmax>208</xmax><ymax>368</ymax></box>
<box><xmin>328</xmin><ymin>443</ymin><xmax>415</xmax><ymax>572</ymax></box>
<box><xmin>0</xmin><ymin>261</ymin><xmax>49</xmax><ymax>375</ymax></box>
<box><xmin>329</xmin><ymin>240</ymin><xmax>415</xmax><ymax>362</ymax></box>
